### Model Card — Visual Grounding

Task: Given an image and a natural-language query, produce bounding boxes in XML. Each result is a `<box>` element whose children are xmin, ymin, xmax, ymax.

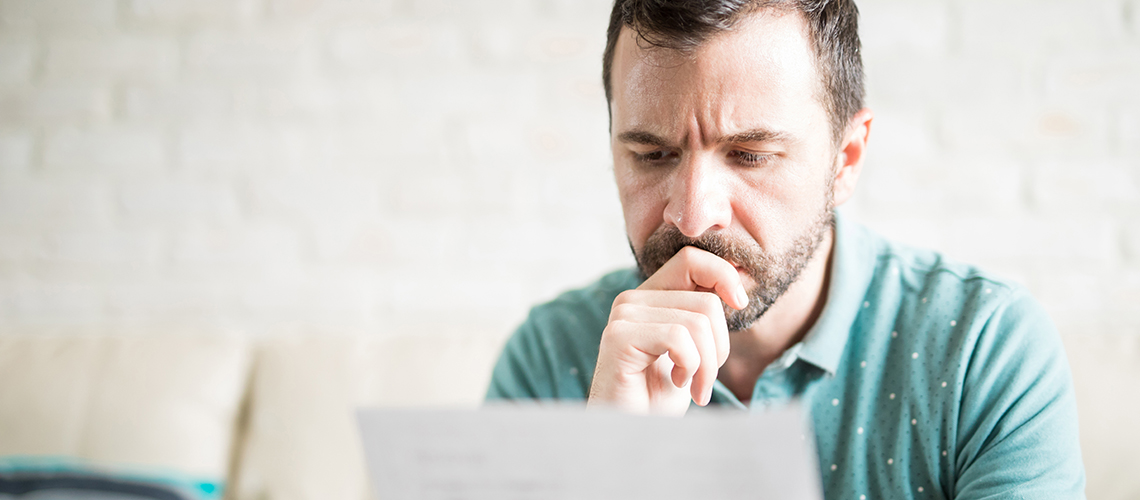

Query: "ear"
<box><xmin>831</xmin><ymin>108</ymin><xmax>873</xmax><ymax>207</ymax></box>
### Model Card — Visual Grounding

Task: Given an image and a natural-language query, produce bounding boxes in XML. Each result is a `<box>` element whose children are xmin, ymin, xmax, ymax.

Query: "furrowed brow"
<box><xmin>616</xmin><ymin>130</ymin><xmax>671</xmax><ymax>147</ymax></box>
<box><xmin>720</xmin><ymin>129</ymin><xmax>790</xmax><ymax>145</ymax></box>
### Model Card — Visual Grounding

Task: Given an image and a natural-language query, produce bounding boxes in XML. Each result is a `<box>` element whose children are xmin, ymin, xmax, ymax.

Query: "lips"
<box><xmin>732</xmin><ymin>264</ymin><xmax>757</xmax><ymax>287</ymax></box>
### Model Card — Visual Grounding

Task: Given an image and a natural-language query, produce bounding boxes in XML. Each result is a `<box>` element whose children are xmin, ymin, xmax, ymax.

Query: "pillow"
<box><xmin>230</xmin><ymin>332</ymin><xmax>506</xmax><ymax>500</ymax></box>
<box><xmin>0</xmin><ymin>456</ymin><xmax>219</xmax><ymax>500</ymax></box>
<box><xmin>0</xmin><ymin>334</ymin><xmax>251</xmax><ymax>500</ymax></box>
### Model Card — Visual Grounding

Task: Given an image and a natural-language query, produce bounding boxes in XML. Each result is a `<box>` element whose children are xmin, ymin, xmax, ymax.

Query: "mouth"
<box><xmin>724</xmin><ymin>259</ymin><xmax>745</xmax><ymax>273</ymax></box>
<box><xmin>708</xmin><ymin>252</ymin><xmax>746</xmax><ymax>275</ymax></box>
<box><xmin>732</xmin><ymin>264</ymin><xmax>757</xmax><ymax>288</ymax></box>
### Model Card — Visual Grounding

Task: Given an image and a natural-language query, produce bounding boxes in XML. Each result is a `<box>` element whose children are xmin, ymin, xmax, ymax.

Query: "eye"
<box><xmin>633</xmin><ymin>150</ymin><xmax>678</xmax><ymax>164</ymax></box>
<box><xmin>729</xmin><ymin>150</ymin><xmax>775</xmax><ymax>167</ymax></box>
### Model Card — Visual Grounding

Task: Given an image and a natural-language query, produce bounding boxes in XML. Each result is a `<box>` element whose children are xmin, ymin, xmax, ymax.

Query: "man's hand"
<box><xmin>588</xmin><ymin>246</ymin><xmax>749</xmax><ymax>415</ymax></box>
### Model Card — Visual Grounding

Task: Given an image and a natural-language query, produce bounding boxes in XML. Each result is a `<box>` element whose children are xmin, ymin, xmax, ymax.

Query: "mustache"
<box><xmin>635</xmin><ymin>226</ymin><xmax>764</xmax><ymax>280</ymax></box>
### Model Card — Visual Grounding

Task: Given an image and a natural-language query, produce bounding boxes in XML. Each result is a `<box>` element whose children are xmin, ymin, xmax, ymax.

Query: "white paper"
<box><xmin>358</xmin><ymin>403</ymin><xmax>824</xmax><ymax>500</ymax></box>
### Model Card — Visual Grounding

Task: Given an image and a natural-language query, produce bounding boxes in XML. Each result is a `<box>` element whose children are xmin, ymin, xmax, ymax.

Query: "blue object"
<box><xmin>0</xmin><ymin>457</ymin><xmax>222</xmax><ymax>500</ymax></box>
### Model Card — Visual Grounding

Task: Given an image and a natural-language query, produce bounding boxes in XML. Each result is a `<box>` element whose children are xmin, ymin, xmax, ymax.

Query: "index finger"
<box><xmin>639</xmin><ymin>246</ymin><xmax>749</xmax><ymax>311</ymax></box>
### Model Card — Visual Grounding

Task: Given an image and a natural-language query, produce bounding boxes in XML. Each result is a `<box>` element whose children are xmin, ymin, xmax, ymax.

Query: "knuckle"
<box><xmin>610</xmin><ymin>302</ymin><xmax>636</xmax><ymax>318</ymax></box>
<box><xmin>682</xmin><ymin>311</ymin><xmax>711</xmax><ymax>338</ymax></box>
<box><xmin>607</xmin><ymin>318</ymin><xmax>634</xmax><ymax>332</ymax></box>
<box><xmin>667</xmin><ymin>323</ymin><xmax>690</xmax><ymax>342</ymax></box>
<box><xmin>699</xmin><ymin>293</ymin><xmax>723</xmax><ymax>316</ymax></box>
<box><xmin>677</xmin><ymin>245</ymin><xmax>701</xmax><ymax>264</ymax></box>
<box><xmin>695</xmin><ymin>313</ymin><xmax>715</xmax><ymax>338</ymax></box>
<box><xmin>697</xmin><ymin>290</ymin><xmax>718</xmax><ymax>305</ymax></box>
<box><xmin>601</xmin><ymin>319</ymin><xmax>630</xmax><ymax>342</ymax></box>
<box><xmin>613</xmin><ymin>290</ymin><xmax>637</xmax><ymax>306</ymax></box>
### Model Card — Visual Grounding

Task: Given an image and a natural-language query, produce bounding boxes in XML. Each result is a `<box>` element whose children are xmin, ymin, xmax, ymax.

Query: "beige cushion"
<box><xmin>0</xmin><ymin>334</ymin><xmax>251</xmax><ymax>478</ymax></box>
<box><xmin>1062</xmin><ymin>333</ymin><xmax>1140</xmax><ymax>500</ymax></box>
<box><xmin>231</xmin><ymin>332</ymin><xmax>507</xmax><ymax>500</ymax></box>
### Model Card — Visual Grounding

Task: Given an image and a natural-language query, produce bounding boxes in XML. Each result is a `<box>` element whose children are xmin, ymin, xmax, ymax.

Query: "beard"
<box><xmin>632</xmin><ymin>201</ymin><xmax>834</xmax><ymax>332</ymax></box>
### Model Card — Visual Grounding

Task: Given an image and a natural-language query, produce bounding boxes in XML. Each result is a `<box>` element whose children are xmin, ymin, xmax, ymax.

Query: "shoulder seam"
<box><xmin>877</xmin><ymin>252</ymin><xmax>1017</xmax><ymax>293</ymax></box>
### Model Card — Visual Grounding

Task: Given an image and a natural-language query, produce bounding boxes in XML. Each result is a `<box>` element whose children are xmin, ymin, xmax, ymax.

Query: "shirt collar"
<box><xmin>793</xmin><ymin>209</ymin><xmax>878</xmax><ymax>375</ymax></box>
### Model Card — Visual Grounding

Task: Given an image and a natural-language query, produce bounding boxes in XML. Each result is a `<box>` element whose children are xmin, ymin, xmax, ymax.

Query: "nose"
<box><xmin>662</xmin><ymin>153</ymin><xmax>732</xmax><ymax>238</ymax></box>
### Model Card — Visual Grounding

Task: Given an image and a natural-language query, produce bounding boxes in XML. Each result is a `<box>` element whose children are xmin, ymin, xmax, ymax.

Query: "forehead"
<box><xmin>610</xmin><ymin>9</ymin><xmax>824</xmax><ymax>139</ymax></box>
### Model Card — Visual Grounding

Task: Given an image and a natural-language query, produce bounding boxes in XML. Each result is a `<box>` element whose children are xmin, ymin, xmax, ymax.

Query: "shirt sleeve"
<box><xmin>485</xmin><ymin>317</ymin><xmax>553</xmax><ymax>400</ymax></box>
<box><xmin>485</xmin><ymin>269</ymin><xmax>636</xmax><ymax>402</ymax></box>
<box><xmin>954</xmin><ymin>288</ymin><xmax>1086</xmax><ymax>499</ymax></box>
<box><xmin>484</xmin><ymin>292</ymin><xmax>608</xmax><ymax>402</ymax></box>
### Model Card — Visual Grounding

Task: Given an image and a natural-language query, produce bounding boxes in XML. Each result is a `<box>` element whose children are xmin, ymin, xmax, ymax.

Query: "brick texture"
<box><xmin>0</xmin><ymin>0</ymin><xmax>1135</xmax><ymax>342</ymax></box>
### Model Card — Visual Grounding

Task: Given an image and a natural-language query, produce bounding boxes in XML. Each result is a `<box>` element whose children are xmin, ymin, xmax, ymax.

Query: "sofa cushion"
<box><xmin>0</xmin><ymin>334</ymin><xmax>251</xmax><ymax>497</ymax></box>
<box><xmin>230</xmin><ymin>332</ymin><xmax>506</xmax><ymax>500</ymax></box>
<box><xmin>1062</xmin><ymin>333</ymin><xmax>1140</xmax><ymax>500</ymax></box>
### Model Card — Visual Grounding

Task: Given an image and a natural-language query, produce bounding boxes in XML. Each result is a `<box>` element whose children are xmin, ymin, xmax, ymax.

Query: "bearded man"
<box><xmin>485</xmin><ymin>0</ymin><xmax>1085</xmax><ymax>497</ymax></box>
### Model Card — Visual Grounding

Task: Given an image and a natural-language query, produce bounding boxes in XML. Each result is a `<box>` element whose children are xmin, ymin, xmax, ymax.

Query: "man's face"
<box><xmin>610</xmin><ymin>10</ymin><xmax>839</xmax><ymax>330</ymax></box>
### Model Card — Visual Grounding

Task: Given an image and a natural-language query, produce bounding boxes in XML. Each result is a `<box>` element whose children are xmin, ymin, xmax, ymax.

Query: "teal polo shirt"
<box><xmin>485</xmin><ymin>211</ymin><xmax>1085</xmax><ymax>499</ymax></box>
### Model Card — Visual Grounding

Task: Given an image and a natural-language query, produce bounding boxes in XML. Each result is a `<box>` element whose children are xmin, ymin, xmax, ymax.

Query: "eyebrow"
<box><xmin>721</xmin><ymin>129</ymin><xmax>791</xmax><ymax>145</ymax></box>
<box><xmin>616</xmin><ymin>128</ymin><xmax>791</xmax><ymax>147</ymax></box>
<box><xmin>616</xmin><ymin>130</ymin><xmax>670</xmax><ymax>147</ymax></box>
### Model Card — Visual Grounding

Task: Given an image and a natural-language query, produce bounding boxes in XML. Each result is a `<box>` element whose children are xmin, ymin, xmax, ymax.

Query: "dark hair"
<box><xmin>601</xmin><ymin>0</ymin><xmax>864</xmax><ymax>144</ymax></box>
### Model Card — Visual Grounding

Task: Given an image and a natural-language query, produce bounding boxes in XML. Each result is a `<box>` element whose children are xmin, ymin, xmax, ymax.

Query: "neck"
<box><xmin>718</xmin><ymin>226</ymin><xmax>835</xmax><ymax>401</ymax></box>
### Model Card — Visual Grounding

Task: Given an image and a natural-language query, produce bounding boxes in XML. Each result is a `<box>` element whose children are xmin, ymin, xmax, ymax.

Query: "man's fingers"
<box><xmin>641</xmin><ymin>246</ymin><xmax>749</xmax><ymax>310</ymax></box>
<box><xmin>686</xmin><ymin>317</ymin><xmax>717</xmax><ymax>406</ymax></box>
<box><xmin>612</xmin><ymin>290</ymin><xmax>726</xmax><ymax>322</ymax></box>
<box><xmin>606</xmin><ymin>320</ymin><xmax>701</xmax><ymax>389</ymax></box>
<box><xmin>593</xmin><ymin>245</ymin><xmax>753</xmax><ymax>413</ymax></box>
<box><xmin>612</xmin><ymin>291</ymin><xmax>731</xmax><ymax>368</ymax></box>
<box><xmin>609</xmin><ymin>302</ymin><xmax>720</xmax><ymax>405</ymax></box>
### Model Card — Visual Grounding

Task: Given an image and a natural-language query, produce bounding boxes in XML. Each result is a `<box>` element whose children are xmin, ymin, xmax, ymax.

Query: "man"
<box><xmin>486</xmin><ymin>0</ymin><xmax>1085</xmax><ymax>498</ymax></box>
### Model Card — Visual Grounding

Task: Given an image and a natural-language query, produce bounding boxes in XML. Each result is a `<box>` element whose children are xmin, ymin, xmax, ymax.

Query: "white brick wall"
<box><xmin>0</xmin><ymin>0</ymin><xmax>119</xmax><ymax>32</ymax></box>
<box><xmin>851</xmin><ymin>0</ymin><xmax>1140</xmax><ymax>337</ymax></box>
<box><xmin>0</xmin><ymin>0</ymin><xmax>1136</xmax><ymax>340</ymax></box>
<box><xmin>44</xmin><ymin>37</ymin><xmax>180</xmax><ymax>82</ymax></box>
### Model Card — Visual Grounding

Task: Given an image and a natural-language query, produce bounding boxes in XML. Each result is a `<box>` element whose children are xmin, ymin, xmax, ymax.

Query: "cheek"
<box><xmin>614</xmin><ymin>164</ymin><xmax>668</xmax><ymax>248</ymax></box>
<box><xmin>732</xmin><ymin>181</ymin><xmax>785</xmax><ymax>243</ymax></box>
<box><xmin>733</xmin><ymin>166</ymin><xmax>830</xmax><ymax>245</ymax></box>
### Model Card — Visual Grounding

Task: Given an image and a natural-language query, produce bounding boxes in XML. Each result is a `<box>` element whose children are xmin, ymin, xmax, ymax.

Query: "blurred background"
<box><xmin>0</xmin><ymin>0</ymin><xmax>1137</xmax><ymax>341</ymax></box>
